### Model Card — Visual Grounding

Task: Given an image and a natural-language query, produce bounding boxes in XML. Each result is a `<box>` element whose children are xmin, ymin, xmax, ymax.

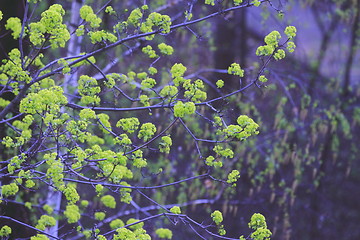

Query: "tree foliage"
<box><xmin>1</xmin><ymin>0</ymin><xmax>359</xmax><ymax>239</ymax></box>
<box><xmin>0</xmin><ymin>1</ymin><xmax>298</xmax><ymax>239</ymax></box>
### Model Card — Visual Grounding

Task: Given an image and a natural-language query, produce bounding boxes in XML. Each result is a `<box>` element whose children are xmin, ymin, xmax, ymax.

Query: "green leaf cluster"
<box><xmin>80</xmin><ymin>5</ymin><xmax>102</xmax><ymax>28</ymax></box>
<box><xmin>64</xmin><ymin>204</ymin><xmax>81</xmax><ymax>223</ymax></box>
<box><xmin>138</xmin><ymin>122</ymin><xmax>156</xmax><ymax>141</ymax></box>
<box><xmin>140</xmin><ymin>12</ymin><xmax>172</xmax><ymax>40</ymax></box>
<box><xmin>0</xmin><ymin>48</ymin><xmax>31</xmax><ymax>85</ymax></box>
<box><xmin>159</xmin><ymin>135</ymin><xmax>172</xmax><ymax>153</ymax></box>
<box><xmin>223</xmin><ymin>115</ymin><xmax>260</xmax><ymax>140</ymax></box>
<box><xmin>155</xmin><ymin>228</ymin><xmax>173</xmax><ymax>239</ymax></box>
<box><xmin>0</xmin><ymin>225</ymin><xmax>11</xmax><ymax>237</ymax></box>
<box><xmin>117</xmin><ymin>117</ymin><xmax>140</xmax><ymax>133</ymax></box>
<box><xmin>248</xmin><ymin>213</ymin><xmax>272</xmax><ymax>240</ymax></box>
<box><xmin>78</xmin><ymin>75</ymin><xmax>101</xmax><ymax>105</ymax></box>
<box><xmin>211</xmin><ymin>210</ymin><xmax>226</xmax><ymax>235</ymax></box>
<box><xmin>29</xmin><ymin>4</ymin><xmax>70</xmax><ymax>48</ymax></box>
<box><xmin>256</xmin><ymin>26</ymin><xmax>297</xmax><ymax>59</ymax></box>
<box><xmin>173</xmin><ymin>101</ymin><xmax>196</xmax><ymax>117</ymax></box>
<box><xmin>228</xmin><ymin>63</ymin><xmax>244</xmax><ymax>77</ymax></box>
<box><xmin>5</xmin><ymin>17</ymin><xmax>22</xmax><ymax>39</ymax></box>
<box><xmin>183</xmin><ymin>79</ymin><xmax>207</xmax><ymax>102</ymax></box>
<box><xmin>1</xmin><ymin>182</ymin><xmax>19</xmax><ymax>197</ymax></box>
<box><xmin>101</xmin><ymin>195</ymin><xmax>116</xmax><ymax>208</ymax></box>
<box><xmin>35</xmin><ymin>215</ymin><xmax>56</xmax><ymax>230</ymax></box>
<box><xmin>170</xmin><ymin>206</ymin><xmax>181</xmax><ymax>214</ymax></box>
<box><xmin>227</xmin><ymin>170</ymin><xmax>240</xmax><ymax>186</ymax></box>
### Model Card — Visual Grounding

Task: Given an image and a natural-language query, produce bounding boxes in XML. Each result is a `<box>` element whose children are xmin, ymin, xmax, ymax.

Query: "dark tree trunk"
<box><xmin>214</xmin><ymin>9</ymin><xmax>248</xmax><ymax>92</ymax></box>
<box><xmin>0</xmin><ymin>0</ymin><xmax>25</xmax><ymax>61</ymax></box>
